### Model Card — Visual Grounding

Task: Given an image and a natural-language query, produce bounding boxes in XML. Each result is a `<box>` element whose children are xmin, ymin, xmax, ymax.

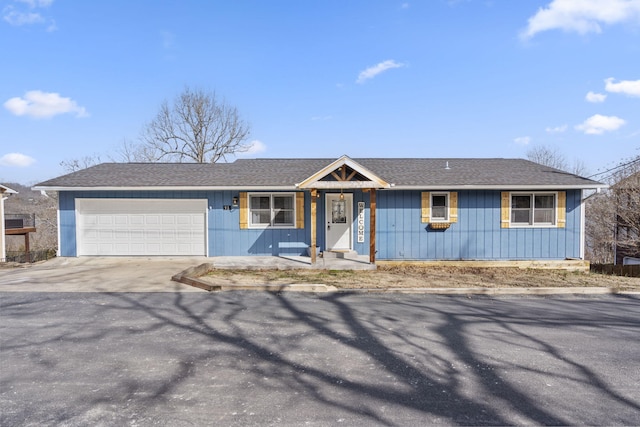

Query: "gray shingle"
<box><xmin>33</xmin><ymin>158</ymin><xmax>603</xmax><ymax>189</ymax></box>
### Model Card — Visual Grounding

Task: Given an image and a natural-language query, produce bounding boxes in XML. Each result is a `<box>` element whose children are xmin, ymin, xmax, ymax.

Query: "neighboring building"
<box><xmin>33</xmin><ymin>156</ymin><xmax>606</xmax><ymax>264</ymax></box>
<box><xmin>1</xmin><ymin>184</ymin><xmax>18</xmax><ymax>262</ymax></box>
<box><xmin>613</xmin><ymin>172</ymin><xmax>640</xmax><ymax>265</ymax></box>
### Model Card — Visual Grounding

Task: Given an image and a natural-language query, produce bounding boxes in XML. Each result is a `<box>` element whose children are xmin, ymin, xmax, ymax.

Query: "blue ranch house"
<box><xmin>33</xmin><ymin>156</ymin><xmax>605</xmax><ymax>265</ymax></box>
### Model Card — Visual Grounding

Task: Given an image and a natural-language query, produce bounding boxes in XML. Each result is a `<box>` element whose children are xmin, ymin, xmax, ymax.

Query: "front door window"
<box><xmin>326</xmin><ymin>194</ymin><xmax>352</xmax><ymax>250</ymax></box>
<box><xmin>332</xmin><ymin>200</ymin><xmax>346</xmax><ymax>223</ymax></box>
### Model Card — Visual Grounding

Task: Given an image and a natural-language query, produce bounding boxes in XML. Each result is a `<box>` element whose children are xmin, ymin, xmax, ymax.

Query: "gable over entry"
<box><xmin>296</xmin><ymin>155</ymin><xmax>392</xmax><ymax>264</ymax></box>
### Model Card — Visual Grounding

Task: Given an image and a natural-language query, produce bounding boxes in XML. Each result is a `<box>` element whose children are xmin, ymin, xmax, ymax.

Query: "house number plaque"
<box><xmin>357</xmin><ymin>202</ymin><xmax>365</xmax><ymax>243</ymax></box>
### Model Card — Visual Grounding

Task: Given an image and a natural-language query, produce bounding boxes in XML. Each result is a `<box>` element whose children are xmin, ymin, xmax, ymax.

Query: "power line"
<box><xmin>587</xmin><ymin>157</ymin><xmax>640</xmax><ymax>180</ymax></box>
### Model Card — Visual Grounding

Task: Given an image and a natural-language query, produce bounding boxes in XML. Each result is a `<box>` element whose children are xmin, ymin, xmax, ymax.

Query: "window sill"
<box><xmin>509</xmin><ymin>224</ymin><xmax>557</xmax><ymax>228</ymax></box>
<box><xmin>248</xmin><ymin>225</ymin><xmax>296</xmax><ymax>229</ymax></box>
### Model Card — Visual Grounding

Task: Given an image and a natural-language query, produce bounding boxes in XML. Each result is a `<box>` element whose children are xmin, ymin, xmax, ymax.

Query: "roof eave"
<box><xmin>31</xmin><ymin>185</ymin><xmax>301</xmax><ymax>192</ymax></box>
<box><xmin>390</xmin><ymin>184</ymin><xmax>609</xmax><ymax>190</ymax></box>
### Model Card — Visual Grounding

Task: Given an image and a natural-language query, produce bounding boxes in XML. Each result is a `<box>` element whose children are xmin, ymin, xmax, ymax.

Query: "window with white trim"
<box><xmin>431</xmin><ymin>192</ymin><xmax>449</xmax><ymax>222</ymax></box>
<box><xmin>511</xmin><ymin>193</ymin><xmax>556</xmax><ymax>226</ymax></box>
<box><xmin>249</xmin><ymin>193</ymin><xmax>295</xmax><ymax>227</ymax></box>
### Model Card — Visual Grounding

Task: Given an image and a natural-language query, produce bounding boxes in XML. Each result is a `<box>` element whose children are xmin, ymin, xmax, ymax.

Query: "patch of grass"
<box><xmin>202</xmin><ymin>265</ymin><xmax>640</xmax><ymax>290</ymax></box>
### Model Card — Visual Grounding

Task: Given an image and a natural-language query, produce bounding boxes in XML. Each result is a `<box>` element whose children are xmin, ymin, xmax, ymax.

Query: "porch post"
<box><xmin>24</xmin><ymin>232</ymin><xmax>30</xmax><ymax>263</ymax></box>
<box><xmin>310</xmin><ymin>189</ymin><xmax>317</xmax><ymax>264</ymax></box>
<box><xmin>369</xmin><ymin>189</ymin><xmax>376</xmax><ymax>264</ymax></box>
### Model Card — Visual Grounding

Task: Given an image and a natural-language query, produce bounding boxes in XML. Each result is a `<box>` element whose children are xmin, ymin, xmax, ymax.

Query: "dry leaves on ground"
<box><xmin>203</xmin><ymin>265</ymin><xmax>639</xmax><ymax>291</ymax></box>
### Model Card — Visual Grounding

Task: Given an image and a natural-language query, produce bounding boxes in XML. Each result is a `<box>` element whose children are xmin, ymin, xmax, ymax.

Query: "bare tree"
<box><xmin>585</xmin><ymin>156</ymin><xmax>640</xmax><ymax>264</ymax></box>
<box><xmin>140</xmin><ymin>87</ymin><xmax>251</xmax><ymax>163</ymax></box>
<box><xmin>112</xmin><ymin>138</ymin><xmax>159</xmax><ymax>163</ymax></box>
<box><xmin>526</xmin><ymin>144</ymin><xmax>589</xmax><ymax>176</ymax></box>
<box><xmin>527</xmin><ymin>145</ymin><xmax>568</xmax><ymax>170</ymax></box>
<box><xmin>59</xmin><ymin>154</ymin><xmax>103</xmax><ymax>173</ymax></box>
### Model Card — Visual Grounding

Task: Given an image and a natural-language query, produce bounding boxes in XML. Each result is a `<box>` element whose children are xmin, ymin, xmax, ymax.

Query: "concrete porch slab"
<box><xmin>208</xmin><ymin>255</ymin><xmax>376</xmax><ymax>270</ymax></box>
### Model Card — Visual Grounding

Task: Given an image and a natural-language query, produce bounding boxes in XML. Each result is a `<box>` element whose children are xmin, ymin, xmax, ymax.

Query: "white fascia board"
<box><xmin>0</xmin><ymin>185</ymin><xmax>18</xmax><ymax>194</ymax></box>
<box><xmin>389</xmin><ymin>184</ymin><xmax>609</xmax><ymax>191</ymax></box>
<box><xmin>31</xmin><ymin>185</ymin><xmax>299</xmax><ymax>192</ymax></box>
<box><xmin>306</xmin><ymin>181</ymin><xmax>387</xmax><ymax>189</ymax></box>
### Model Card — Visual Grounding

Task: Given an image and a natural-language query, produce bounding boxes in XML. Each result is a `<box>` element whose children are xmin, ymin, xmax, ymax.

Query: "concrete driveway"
<box><xmin>0</xmin><ymin>257</ymin><xmax>209</xmax><ymax>292</ymax></box>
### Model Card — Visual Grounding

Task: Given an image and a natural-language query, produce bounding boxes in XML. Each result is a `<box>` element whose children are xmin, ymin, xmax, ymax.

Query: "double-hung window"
<box><xmin>249</xmin><ymin>193</ymin><xmax>295</xmax><ymax>228</ymax></box>
<box><xmin>511</xmin><ymin>193</ymin><xmax>556</xmax><ymax>226</ymax></box>
<box><xmin>430</xmin><ymin>192</ymin><xmax>449</xmax><ymax>222</ymax></box>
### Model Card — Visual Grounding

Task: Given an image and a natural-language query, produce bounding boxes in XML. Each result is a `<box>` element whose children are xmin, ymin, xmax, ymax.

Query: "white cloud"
<box><xmin>514</xmin><ymin>136</ymin><xmax>531</xmax><ymax>145</ymax></box>
<box><xmin>520</xmin><ymin>0</ymin><xmax>640</xmax><ymax>40</ymax></box>
<box><xmin>2</xmin><ymin>7</ymin><xmax>43</xmax><ymax>25</ymax></box>
<box><xmin>239</xmin><ymin>140</ymin><xmax>267</xmax><ymax>156</ymax></box>
<box><xmin>0</xmin><ymin>152</ymin><xmax>36</xmax><ymax>167</ymax></box>
<box><xmin>545</xmin><ymin>124</ymin><xmax>568</xmax><ymax>133</ymax></box>
<box><xmin>585</xmin><ymin>91</ymin><xmax>607</xmax><ymax>103</ymax></box>
<box><xmin>356</xmin><ymin>60</ymin><xmax>405</xmax><ymax>84</ymax></box>
<box><xmin>3</xmin><ymin>90</ymin><xmax>88</xmax><ymax>119</ymax></box>
<box><xmin>605</xmin><ymin>77</ymin><xmax>640</xmax><ymax>97</ymax></box>
<box><xmin>16</xmin><ymin>0</ymin><xmax>53</xmax><ymax>7</ymax></box>
<box><xmin>575</xmin><ymin>114</ymin><xmax>626</xmax><ymax>135</ymax></box>
<box><xmin>3</xmin><ymin>0</ymin><xmax>55</xmax><ymax>28</ymax></box>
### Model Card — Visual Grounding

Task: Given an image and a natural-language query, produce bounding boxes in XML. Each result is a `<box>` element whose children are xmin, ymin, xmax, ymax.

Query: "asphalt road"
<box><xmin>1</xmin><ymin>292</ymin><xmax>639</xmax><ymax>426</ymax></box>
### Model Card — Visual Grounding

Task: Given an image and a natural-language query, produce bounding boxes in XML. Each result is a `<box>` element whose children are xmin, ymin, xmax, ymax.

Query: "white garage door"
<box><xmin>76</xmin><ymin>199</ymin><xmax>207</xmax><ymax>256</ymax></box>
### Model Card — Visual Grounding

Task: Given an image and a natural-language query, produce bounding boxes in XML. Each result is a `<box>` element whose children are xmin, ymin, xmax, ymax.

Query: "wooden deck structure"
<box><xmin>4</xmin><ymin>214</ymin><xmax>36</xmax><ymax>263</ymax></box>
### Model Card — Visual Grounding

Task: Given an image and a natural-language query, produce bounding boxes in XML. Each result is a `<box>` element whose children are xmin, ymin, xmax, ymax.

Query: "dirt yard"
<box><xmin>203</xmin><ymin>265</ymin><xmax>640</xmax><ymax>291</ymax></box>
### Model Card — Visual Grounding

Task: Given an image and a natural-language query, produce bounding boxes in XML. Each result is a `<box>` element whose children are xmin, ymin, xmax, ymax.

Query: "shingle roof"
<box><xmin>33</xmin><ymin>158</ymin><xmax>604</xmax><ymax>190</ymax></box>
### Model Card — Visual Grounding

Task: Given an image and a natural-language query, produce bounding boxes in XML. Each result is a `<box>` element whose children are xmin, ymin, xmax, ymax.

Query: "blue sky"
<box><xmin>1</xmin><ymin>0</ymin><xmax>639</xmax><ymax>185</ymax></box>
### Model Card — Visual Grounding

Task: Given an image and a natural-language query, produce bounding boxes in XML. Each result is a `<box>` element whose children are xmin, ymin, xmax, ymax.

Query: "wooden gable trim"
<box><xmin>296</xmin><ymin>155</ymin><xmax>391</xmax><ymax>189</ymax></box>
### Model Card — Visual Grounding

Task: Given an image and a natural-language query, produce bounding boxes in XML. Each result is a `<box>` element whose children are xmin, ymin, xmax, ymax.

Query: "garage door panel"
<box><xmin>76</xmin><ymin>199</ymin><xmax>206</xmax><ymax>256</ymax></box>
<box><xmin>146</xmin><ymin>216</ymin><xmax>160</xmax><ymax>225</ymax></box>
<box><xmin>98</xmin><ymin>216</ymin><xmax>113</xmax><ymax>225</ymax></box>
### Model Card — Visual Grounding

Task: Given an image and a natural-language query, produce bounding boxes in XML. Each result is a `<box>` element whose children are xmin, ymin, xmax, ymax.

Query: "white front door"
<box><xmin>325</xmin><ymin>194</ymin><xmax>352</xmax><ymax>251</ymax></box>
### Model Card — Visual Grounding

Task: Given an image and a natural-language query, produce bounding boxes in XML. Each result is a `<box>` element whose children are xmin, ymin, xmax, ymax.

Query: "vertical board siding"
<box><xmin>59</xmin><ymin>190</ymin><xmax>314</xmax><ymax>257</ymax></box>
<box><xmin>59</xmin><ymin>189</ymin><xmax>581</xmax><ymax>260</ymax></box>
<box><xmin>376</xmin><ymin>189</ymin><xmax>582</xmax><ymax>260</ymax></box>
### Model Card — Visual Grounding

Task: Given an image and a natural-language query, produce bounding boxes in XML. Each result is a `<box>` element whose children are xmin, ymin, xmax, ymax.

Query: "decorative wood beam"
<box><xmin>346</xmin><ymin>170</ymin><xmax>358</xmax><ymax>181</ymax></box>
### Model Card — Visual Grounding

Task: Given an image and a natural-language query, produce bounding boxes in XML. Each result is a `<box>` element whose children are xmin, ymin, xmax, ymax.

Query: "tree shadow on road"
<box><xmin>1</xmin><ymin>292</ymin><xmax>639</xmax><ymax>425</ymax></box>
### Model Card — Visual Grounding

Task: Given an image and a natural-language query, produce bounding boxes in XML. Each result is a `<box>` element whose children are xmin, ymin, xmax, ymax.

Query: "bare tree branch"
<box><xmin>59</xmin><ymin>154</ymin><xmax>102</xmax><ymax>173</ymax></box>
<box><xmin>586</xmin><ymin>156</ymin><xmax>640</xmax><ymax>264</ymax></box>
<box><xmin>526</xmin><ymin>145</ymin><xmax>568</xmax><ymax>171</ymax></box>
<box><xmin>140</xmin><ymin>87</ymin><xmax>251</xmax><ymax>163</ymax></box>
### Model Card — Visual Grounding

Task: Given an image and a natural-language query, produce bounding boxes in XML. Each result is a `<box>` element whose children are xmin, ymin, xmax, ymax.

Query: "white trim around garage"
<box><xmin>75</xmin><ymin>199</ymin><xmax>208</xmax><ymax>256</ymax></box>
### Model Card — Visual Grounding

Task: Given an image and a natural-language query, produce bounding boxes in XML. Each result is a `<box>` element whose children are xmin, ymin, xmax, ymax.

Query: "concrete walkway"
<box><xmin>208</xmin><ymin>254</ymin><xmax>376</xmax><ymax>270</ymax></box>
